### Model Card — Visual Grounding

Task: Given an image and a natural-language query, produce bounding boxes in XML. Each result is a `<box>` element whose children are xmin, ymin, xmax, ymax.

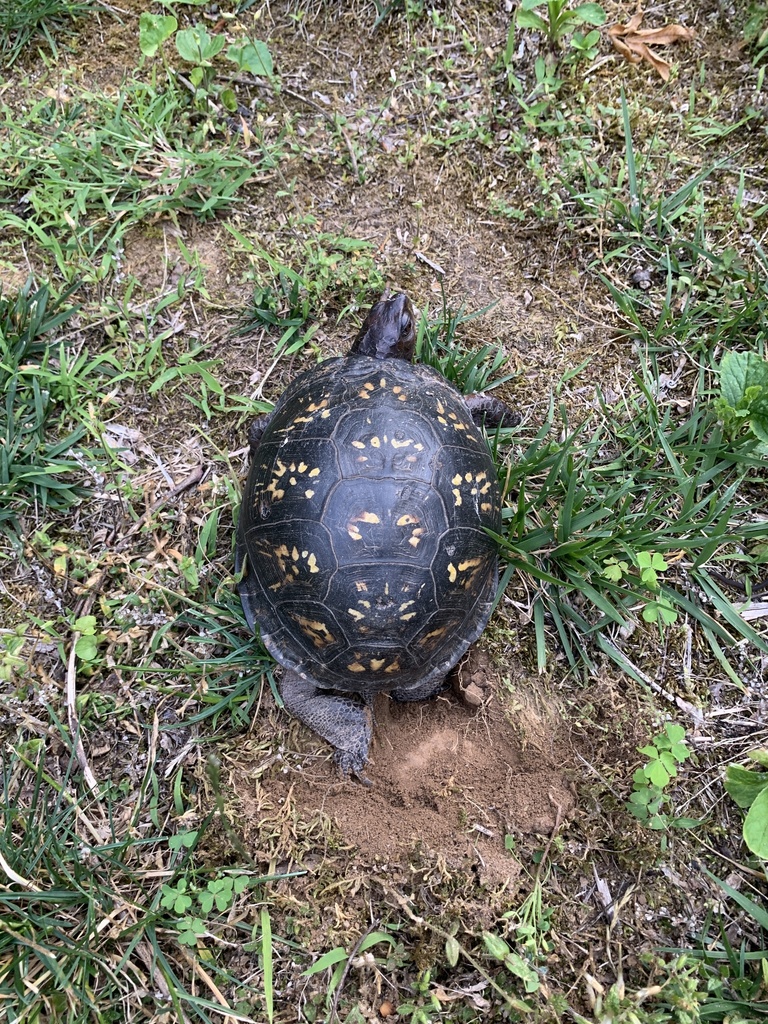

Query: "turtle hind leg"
<box><xmin>280</xmin><ymin>670</ymin><xmax>373</xmax><ymax>781</ymax></box>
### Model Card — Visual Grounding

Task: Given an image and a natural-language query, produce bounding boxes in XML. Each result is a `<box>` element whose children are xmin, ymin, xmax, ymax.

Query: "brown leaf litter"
<box><xmin>608</xmin><ymin>12</ymin><xmax>695</xmax><ymax>81</ymax></box>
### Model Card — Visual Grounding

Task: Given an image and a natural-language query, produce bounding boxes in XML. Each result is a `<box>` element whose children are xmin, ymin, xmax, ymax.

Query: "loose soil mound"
<box><xmin>239</xmin><ymin>652</ymin><xmax>576</xmax><ymax>884</ymax></box>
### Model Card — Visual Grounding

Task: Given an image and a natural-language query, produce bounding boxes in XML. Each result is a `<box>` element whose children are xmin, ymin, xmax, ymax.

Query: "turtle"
<box><xmin>236</xmin><ymin>292</ymin><xmax>518</xmax><ymax>778</ymax></box>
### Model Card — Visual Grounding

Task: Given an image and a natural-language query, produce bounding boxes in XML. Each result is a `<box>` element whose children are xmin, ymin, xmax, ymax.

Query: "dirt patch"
<box><xmin>239</xmin><ymin>651</ymin><xmax>576</xmax><ymax>886</ymax></box>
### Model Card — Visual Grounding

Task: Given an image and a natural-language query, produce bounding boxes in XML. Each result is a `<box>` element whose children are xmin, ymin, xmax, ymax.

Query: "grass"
<box><xmin>0</xmin><ymin>0</ymin><xmax>92</xmax><ymax>66</ymax></box>
<box><xmin>0</xmin><ymin>280</ymin><xmax>110</xmax><ymax>541</ymax></box>
<box><xmin>0</xmin><ymin>81</ymin><xmax>280</xmax><ymax>283</ymax></box>
<box><xmin>497</xmin><ymin>357</ymin><xmax>767</xmax><ymax>683</ymax></box>
<box><xmin>0</xmin><ymin>0</ymin><xmax>767</xmax><ymax>1021</ymax></box>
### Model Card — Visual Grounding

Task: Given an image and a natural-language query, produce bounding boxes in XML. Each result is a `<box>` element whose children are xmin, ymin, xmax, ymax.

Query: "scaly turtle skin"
<box><xmin>237</xmin><ymin>293</ymin><xmax>517</xmax><ymax>777</ymax></box>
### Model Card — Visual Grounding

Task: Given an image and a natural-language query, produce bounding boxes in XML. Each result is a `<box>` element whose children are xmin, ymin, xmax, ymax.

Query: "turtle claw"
<box><xmin>334</xmin><ymin>748</ymin><xmax>372</xmax><ymax>785</ymax></box>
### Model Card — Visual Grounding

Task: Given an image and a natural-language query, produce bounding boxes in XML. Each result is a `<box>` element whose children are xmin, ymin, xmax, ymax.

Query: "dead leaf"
<box><xmin>608</xmin><ymin>12</ymin><xmax>695</xmax><ymax>82</ymax></box>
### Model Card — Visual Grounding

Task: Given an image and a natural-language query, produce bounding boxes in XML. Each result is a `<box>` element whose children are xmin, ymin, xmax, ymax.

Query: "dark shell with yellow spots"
<box><xmin>237</xmin><ymin>353</ymin><xmax>502</xmax><ymax>696</ymax></box>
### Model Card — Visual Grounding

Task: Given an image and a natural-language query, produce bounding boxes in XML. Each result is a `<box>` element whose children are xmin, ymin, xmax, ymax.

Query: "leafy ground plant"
<box><xmin>725</xmin><ymin>750</ymin><xmax>768</xmax><ymax>859</ymax></box>
<box><xmin>627</xmin><ymin>723</ymin><xmax>695</xmax><ymax>829</ymax></box>
<box><xmin>515</xmin><ymin>0</ymin><xmax>606</xmax><ymax>55</ymax></box>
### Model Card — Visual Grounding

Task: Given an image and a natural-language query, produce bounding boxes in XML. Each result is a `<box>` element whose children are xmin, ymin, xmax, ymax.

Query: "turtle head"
<box><xmin>350</xmin><ymin>292</ymin><xmax>416</xmax><ymax>362</ymax></box>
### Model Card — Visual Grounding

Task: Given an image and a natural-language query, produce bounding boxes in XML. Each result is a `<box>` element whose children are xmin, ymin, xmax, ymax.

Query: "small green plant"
<box><xmin>602</xmin><ymin>551</ymin><xmax>679</xmax><ymax>627</ymax></box>
<box><xmin>160</xmin><ymin>872</ymin><xmax>252</xmax><ymax>946</ymax></box>
<box><xmin>724</xmin><ymin>749</ymin><xmax>768</xmax><ymax>859</ymax></box>
<box><xmin>139</xmin><ymin>12</ymin><xmax>274</xmax><ymax>111</ymax></box>
<box><xmin>627</xmin><ymin>723</ymin><xmax>694</xmax><ymax>829</ymax></box>
<box><xmin>516</xmin><ymin>0</ymin><xmax>606</xmax><ymax>53</ymax></box>
<box><xmin>716</xmin><ymin>350</ymin><xmax>768</xmax><ymax>446</ymax></box>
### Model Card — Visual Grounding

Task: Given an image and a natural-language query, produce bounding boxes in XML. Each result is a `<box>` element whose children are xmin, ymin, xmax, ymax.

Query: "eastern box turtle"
<box><xmin>236</xmin><ymin>293</ymin><xmax>517</xmax><ymax>777</ymax></box>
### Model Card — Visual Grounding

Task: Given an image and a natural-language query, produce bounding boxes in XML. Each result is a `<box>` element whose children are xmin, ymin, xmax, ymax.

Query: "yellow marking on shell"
<box><xmin>414</xmin><ymin>443</ymin><xmax>424</xmax><ymax>451</ymax></box>
<box><xmin>380</xmin><ymin>377</ymin><xmax>387</xmax><ymax>388</ymax></box>
<box><xmin>305</xmin><ymin>489</ymin><xmax>315</xmax><ymax>498</ymax></box>
<box><xmin>393</xmin><ymin>385</ymin><xmax>403</xmax><ymax>394</ymax></box>
<box><xmin>465</xmin><ymin>473</ymin><xmax>473</xmax><ymax>482</ymax></box>
<box><xmin>298</xmin><ymin>462</ymin><xmax>308</xmax><ymax>473</ymax></box>
<box><xmin>436</xmin><ymin>400</ymin><xmax>445</xmax><ymax>414</ymax></box>
<box><xmin>289</xmin><ymin>476</ymin><xmax>297</xmax><ymax>485</ymax></box>
<box><xmin>347</xmin><ymin>661</ymin><xmax>366</xmax><ymax>672</ymax></box>
<box><xmin>480</xmin><ymin>481</ymin><xmax>492</xmax><ymax>494</ymax></box>
<box><xmin>370</xmin><ymin>436</ymin><xmax>381</xmax><ymax>448</ymax></box>
<box><xmin>348</xmin><ymin>608</ymin><xmax>365</xmax><ymax>621</ymax></box>
<box><xmin>448</xmin><ymin>411</ymin><xmax>457</xmax><ymax>420</ymax></box>
<box><xmin>385</xmin><ymin>582</ymin><xmax>389</xmax><ymax>595</ymax></box>
<box><xmin>391</xmin><ymin>438</ymin><xmax>412</xmax><ymax>448</ymax></box>
<box><xmin>309</xmin><ymin>467</ymin><xmax>321</xmax><ymax>477</ymax></box>
<box><xmin>447</xmin><ymin>562</ymin><xmax>457</xmax><ymax>582</ymax></box>
<box><xmin>291</xmin><ymin>615</ymin><xmax>336</xmax><ymax>648</ymax></box>
<box><xmin>307</xmin><ymin>553</ymin><xmax>319</xmax><ymax>573</ymax></box>
<box><xmin>452</xmin><ymin>489</ymin><xmax>462</xmax><ymax>506</ymax></box>
<box><xmin>348</xmin><ymin>527</ymin><xmax>362</xmax><ymax>541</ymax></box>
<box><xmin>352</xmin><ymin>511</ymin><xmax>380</xmax><ymax>524</ymax></box>
<box><xmin>302</xmin><ymin>550</ymin><xmax>308</xmax><ymax>557</ymax></box>
<box><xmin>397</xmin><ymin>394</ymin><xmax>407</xmax><ymax>401</ymax></box>
<box><xmin>355</xmin><ymin>581</ymin><xmax>368</xmax><ymax>592</ymax></box>
<box><xmin>351</xmin><ymin>440</ymin><xmax>366</xmax><ymax>449</ymax></box>
<box><xmin>370</xmin><ymin>658</ymin><xmax>386</xmax><ymax>671</ymax></box>
<box><xmin>385</xmin><ymin>661</ymin><xmax>401</xmax><ymax>673</ymax></box>
<box><xmin>481</xmin><ymin>502</ymin><xmax>493</xmax><ymax>512</ymax></box>
<box><xmin>291</xmin><ymin>565</ymin><xmax>299</xmax><ymax>575</ymax></box>
<box><xmin>307</xmin><ymin>399</ymin><xmax>329</xmax><ymax>413</ymax></box>
<box><xmin>358</xmin><ymin>600</ymin><xmax>371</xmax><ymax>608</ymax></box>
<box><xmin>363</xmin><ymin>381</ymin><xmax>375</xmax><ymax>390</ymax></box>
<box><xmin>458</xmin><ymin>557</ymin><xmax>483</xmax><ymax>572</ymax></box>
<box><xmin>321</xmin><ymin>409</ymin><xmax>331</xmax><ymax>418</ymax></box>
<box><xmin>399</xmin><ymin>600</ymin><xmax>415</xmax><ymax>611</ymax></box>
<box><xmin>293</xmin><ymin>415</ymin><xmax>313</xmax><ymax>424</ymax></box>
<box><xmin>408</xmin><ymin>528</ymin><xmax>424</xmax><ymax>548</ymax></box>
<box><xmin>397</xmin><ymin>514</ymin><xmax>419</xmax><ymax>526</ymax></box>
<box><xmin>291</xmin><ymin>547</ymin><xmax>299</xmax><ymax>560</ymax></box>
<box><xmin>400</xmin><ymin>612</ymin><xmax>417</xmax><ymax>621</ymax></box>
<box><xmin>437</xmin><ymin>416</ymin><xmax>448</xmax><ymax>425</ymax></box>
<box><xmin>356</xmin><ymin>456</ymin><xmax>368</xmax><ymax>463</ymax></box>
<box><xmin>452</xmin><ymin>421</ymin><xmax>466</xmax><ymax>431</ymax></box>
<box><xmin>476</xmin><ymin>471</ymin><xmax>488</xmax><ymax>481</ymax></box>
<box><xmin>452</xmin><ymin>473</ymin><xmax>462</xmax><ymax>486</ymax></box>
<box><xmin>424</xmin><ymin>626</ymin><xmax>446</xmax><ymax>642</ymax></box>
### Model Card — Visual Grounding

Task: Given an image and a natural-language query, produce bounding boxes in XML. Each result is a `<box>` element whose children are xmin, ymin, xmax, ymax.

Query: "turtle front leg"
<box><xmin>464</xmin><ymin>393</ymin><xmax>520</xmax><ymax>429</ymax></box>
<box><xmin>247</xmin><ymin>414</ymin><xmax>272</xmax><ymax>455</ymax></box>
<box><xmin>280</xmin><ymin>670</ymin><xmax>373</xmax><ymax>780</ymax></box>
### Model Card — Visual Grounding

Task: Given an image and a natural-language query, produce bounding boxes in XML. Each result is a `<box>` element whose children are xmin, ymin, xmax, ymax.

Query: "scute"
<box><xmin>237</xmin><ymin>353</ymin><xmax>502</xmax><ymax>694</ymax></box>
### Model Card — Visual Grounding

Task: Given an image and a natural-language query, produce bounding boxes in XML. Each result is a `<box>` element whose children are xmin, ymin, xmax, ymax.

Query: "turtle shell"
<box><xmin>236</xmin><ymin>353</ymin><xmax>502</xmax><ymax>695</ymax></box>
